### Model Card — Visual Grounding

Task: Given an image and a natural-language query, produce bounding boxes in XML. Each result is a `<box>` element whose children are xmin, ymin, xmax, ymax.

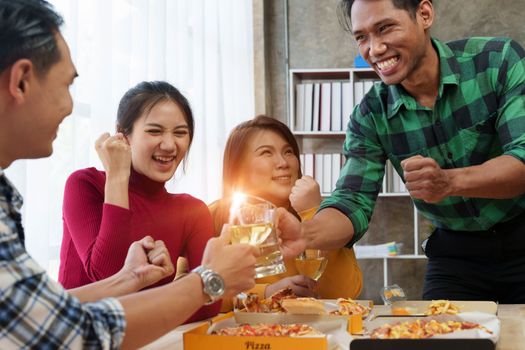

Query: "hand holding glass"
<box><xmin>229</xmin><ymin>194</ymin><xmax>286</xmax><ymax>278</ymax></box>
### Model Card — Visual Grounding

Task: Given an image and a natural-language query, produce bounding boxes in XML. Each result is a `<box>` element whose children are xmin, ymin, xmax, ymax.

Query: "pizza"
<box><xmin>329</xmin><ymin>298</ymin><xmax>371</xmax><ymax>317</ymax></box>
<box><xmin>370</xmin><ymin>319</ymin><xmax>493</xmax><ymax>339</ymax></box>
<box><xmin>213</xmin><ymin>323</ymin><xmax>322</xmax><ymax>337</ymax></box>
<box><xmin>241</xmin><ymin>287</ymin><xmax>297</xmax><ymax>313</ymax></box>
<box><xmin>281</xmin><ymin>297</ymin><xmax>326</xmax><ymax>314</ymax></box>
<box><xmin>425</xmin><ymin>300</ymin><xmax>462</xmax><ymax>315</ymax></box>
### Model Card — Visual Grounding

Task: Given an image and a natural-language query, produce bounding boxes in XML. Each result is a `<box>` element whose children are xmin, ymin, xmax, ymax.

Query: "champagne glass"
<box><xmin>229</xmin><ymin>193</ymin><xmax>286</xmax><ymax>278</ymax></box>
<box><xmin>294</xmin><ymin>249</ymin><xmax>328</xmax><ymax>281</ymax></box>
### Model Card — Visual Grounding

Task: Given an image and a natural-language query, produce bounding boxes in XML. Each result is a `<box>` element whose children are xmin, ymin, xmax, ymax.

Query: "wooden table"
<box><xmin>141</xmin><ymin>304</ymin><xmax>525</xmax><ymax>350</ymax></box>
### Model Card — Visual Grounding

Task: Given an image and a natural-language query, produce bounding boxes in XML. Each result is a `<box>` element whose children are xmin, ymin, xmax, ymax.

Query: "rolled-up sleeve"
<box><xmin>320</xmin><ymin>104</ymin><xmax>386</xmax><ymax>246</ymax></box>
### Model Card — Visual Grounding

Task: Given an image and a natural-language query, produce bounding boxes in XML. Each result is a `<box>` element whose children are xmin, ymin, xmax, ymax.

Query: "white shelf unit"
<box><xmin>289</xmin><ymin>67</ymin><xmax>427</xmax><ymax>289</ymax></box>
<box><xmin>289</xmin><ymin>68</ymin><xmax>380</xmax><ymax>134</ymax></box>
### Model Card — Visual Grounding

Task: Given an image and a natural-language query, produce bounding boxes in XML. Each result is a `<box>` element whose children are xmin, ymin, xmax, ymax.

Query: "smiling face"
<box><xmin>351</xmin><ymin>0</ymin><xmax>434</xmax><ymax>86</ymax></box>
<box><xmin>239</xmin><ymin>130</ymin><xmax>300</xmax><ymax>207</ymax></box>
<box><xmin>126</xmin><ymin>100</ymin><xmax>190</xmax><ymax>183</ymax></box>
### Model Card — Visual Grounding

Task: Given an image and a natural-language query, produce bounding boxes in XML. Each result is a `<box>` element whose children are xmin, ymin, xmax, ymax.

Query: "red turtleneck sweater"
<box><xmin>59</xmin><ymin>167</ymin><xmax>219</xmax><ymax>321</ymax></box>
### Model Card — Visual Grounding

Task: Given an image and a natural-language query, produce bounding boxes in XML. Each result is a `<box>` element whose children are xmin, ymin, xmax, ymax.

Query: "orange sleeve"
<box><xmin>299</xmin><ymin>206</ymin><xmax>363</xmax><ymax>299</ymax></box>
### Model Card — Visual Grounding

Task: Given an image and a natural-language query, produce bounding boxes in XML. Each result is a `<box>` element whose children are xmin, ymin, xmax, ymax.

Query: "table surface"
<box><xmin>141</xmin><ymin>304</ymin><xmax>525</xmax><ymax>350</ymax></box>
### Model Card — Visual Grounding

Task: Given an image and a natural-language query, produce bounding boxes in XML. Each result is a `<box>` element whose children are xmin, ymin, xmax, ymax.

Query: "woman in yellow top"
<box><xmin>209</xmin><ymin>115</ymin><xmax>362</xmax><ymax>309</ymax></box>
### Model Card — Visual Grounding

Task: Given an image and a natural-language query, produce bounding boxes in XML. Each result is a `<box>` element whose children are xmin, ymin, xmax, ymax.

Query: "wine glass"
<box><xmin>294</xmin><ymin>249</ymin><xmax>328</xmax><ymax>281</ymax></box>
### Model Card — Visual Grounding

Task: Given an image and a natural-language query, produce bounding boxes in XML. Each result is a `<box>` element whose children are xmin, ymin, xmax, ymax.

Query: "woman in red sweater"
<box><xmin>59</xmin><ymin>81</ymin><xmax>219</xmax><ymax>320</ymax></box>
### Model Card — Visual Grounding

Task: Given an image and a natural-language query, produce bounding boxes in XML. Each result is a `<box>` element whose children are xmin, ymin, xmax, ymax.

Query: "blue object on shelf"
<box><xmin>354</xmin><ymin>54</ymin><xmax>370</xmax><ymax>68</ymax></box>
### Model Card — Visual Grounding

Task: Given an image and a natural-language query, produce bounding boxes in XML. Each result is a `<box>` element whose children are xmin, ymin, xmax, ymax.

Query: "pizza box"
<box><xmin>182</xmin><ymin>312</ymin><xmax>349</xmax><ymax>350</ymax></box>
<box><xmin>349</xmin><ymin>312</ymin><xmax>500</xmax><ymax>350</ymax></box>
<box><xmin>382</xmin><ymin>300</ymin><xmax>498</xmax><ymax>316</ymax></box>
<box><xmin>234</xmin><ymin>299</ymin><xmax>373</xmax><ymax>325</ymax></box>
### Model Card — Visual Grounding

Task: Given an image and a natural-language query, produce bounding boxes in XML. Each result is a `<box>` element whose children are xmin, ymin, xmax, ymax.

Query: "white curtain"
<box><xmin>5</xmin><ymin>0</ymin><xmax>254</xmax><ymax>279</ymax></box>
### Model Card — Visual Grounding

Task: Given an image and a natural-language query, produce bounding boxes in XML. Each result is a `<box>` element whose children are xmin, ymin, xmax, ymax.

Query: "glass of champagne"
<box><xmin>229</xmin><ymin>193</ymin><xmax>286</xmax><ymax>278</ymax></box>
<box><xmin>294</xmin><ymin>249</ymin><xmax>328</xmax><ymax>281</ymax></box>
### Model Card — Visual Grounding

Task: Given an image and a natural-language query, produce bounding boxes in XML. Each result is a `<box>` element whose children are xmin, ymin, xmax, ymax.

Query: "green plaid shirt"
<box><xmin>321</xmin><ymin>37</ymin><xmax>525</xmax><ymax>245</ymax></box>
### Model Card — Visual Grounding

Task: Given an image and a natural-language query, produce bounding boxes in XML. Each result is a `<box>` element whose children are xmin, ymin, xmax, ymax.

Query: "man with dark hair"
<box><xmin>0</xmin><ymin>0</ymin><xmax>266</xmax><ymax>348</ymax></box>
<box><xmin>290</xmin><ymin>0</ymin><xmax>525</xmax><ymax>302</ymax></box>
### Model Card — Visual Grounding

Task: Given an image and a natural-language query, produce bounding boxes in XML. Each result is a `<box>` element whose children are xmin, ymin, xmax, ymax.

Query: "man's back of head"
<box><xmin>0</xmin><ymin>0</ymin><xmax>63</xmax><ymax>77</ymax></box>
<box><xmin>0</xmin><ymin>0</ymin><xmax>76</xmax><ymax>168</ymax></box>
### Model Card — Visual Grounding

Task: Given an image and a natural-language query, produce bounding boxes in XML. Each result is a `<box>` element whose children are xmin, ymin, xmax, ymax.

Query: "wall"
<box><xmin>258</xmin><ymin>0</ymin><xmax>525</xmax><ymax>303</ymax></box>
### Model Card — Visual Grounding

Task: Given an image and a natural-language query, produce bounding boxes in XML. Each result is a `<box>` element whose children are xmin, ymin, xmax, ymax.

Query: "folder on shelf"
<box><xmin>303</xmin><ymin>153</ymin><xmax>314</xmax><ymax>177</ymax></box>
<box><xmin>320</xmin><ymin>82</ymin><xmax>331</xmax><ymax>131</ymax></box>
<box><xmin>363</xmin><ymin>80</ymin><xmax>375</xmax><ymax>97</ymax></box>
<box><xmin>312</xmin><ymin>83</ymin><xmax>320</xmax><ymax>131</ymax></box>
<box><xmin>332</xmin><ymin>153</ymin><xmax>342</xmax><ymax>190</ymax></box>
<box><xmin>314</xmin><ymin>153</ymin><xmax>324</xmax><ymax>187</ymax></box>
<box><xmin>342</xmin><ymin>81</ymin><xmax>352</xmax><ymax>129</ymax></box>
<box><xmin>353</xmin><ymin>81</ymin><xmax>365</xmax><ymax>106</ymax></box>
<box><xmin>304</xmin><ymin>83</ymin><xmax>313</xmax><ymax>132</ymax></box>
<box><xmin>322</xmin><ymin>153</ymin><xmax>332</xmax><ymax>194</ymax></box>
<box><xmin>331</xmin><ymin>81</ymin><xmax>342</xmax><ymax>131</ymax></box>
<box><xmin>295</xmin><ymin>83</ymin><xmax>305</xmax><ymax>131</ymax></box>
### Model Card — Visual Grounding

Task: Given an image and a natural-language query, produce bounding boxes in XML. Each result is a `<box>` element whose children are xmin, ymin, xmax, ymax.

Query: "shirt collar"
<box><xmin>386</xmin><ymin>38</ymin><xmax>461</xmax><ymax>119</ymax></box>
<box><xmin>0</xmin><ymin>168</ymin><xmax>23</xmax><ymax>210</ymax></box>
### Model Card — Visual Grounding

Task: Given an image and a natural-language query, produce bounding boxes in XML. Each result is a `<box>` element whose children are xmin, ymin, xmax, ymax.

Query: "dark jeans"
<box><xmin>422</xmin><ymin>214</ymin><xmax>525</xmax><ymax>303</ymax></box>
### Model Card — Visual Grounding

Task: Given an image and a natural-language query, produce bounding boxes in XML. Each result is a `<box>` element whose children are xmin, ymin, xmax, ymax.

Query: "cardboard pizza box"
<box><xmin>234</xmin><ymin>299</ymin><xmax>373</xmax><ymax>324</ymax></box>
<box><xmin>183</xmin><ymin>312</ymin><xmax>337</xmax><ymax>350</ymax></box>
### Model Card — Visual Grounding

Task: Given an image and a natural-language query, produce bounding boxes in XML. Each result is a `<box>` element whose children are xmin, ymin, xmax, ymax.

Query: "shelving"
<box><xmin>289</xmin><ymin>67</ymin><xmax>427</xmax><ymax>294</ymax></box>
<box><xmin>289</xmin><ymin>68</ymin><xmax>381</xmax><ymax>135</ymax></box>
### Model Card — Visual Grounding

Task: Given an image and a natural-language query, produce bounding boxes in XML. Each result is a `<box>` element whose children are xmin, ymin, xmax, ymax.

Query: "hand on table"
<box><xmin>265</xmin><ymin>275</ymin><xmax>318</xmax><ymax>298</ymax></box>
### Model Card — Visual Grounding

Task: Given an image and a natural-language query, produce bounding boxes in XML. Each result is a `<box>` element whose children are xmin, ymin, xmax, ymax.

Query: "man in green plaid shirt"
<box><xmin>294</xmin><ymin>0</ymin><xmax>525</xmax><ymax>302</ymax></box>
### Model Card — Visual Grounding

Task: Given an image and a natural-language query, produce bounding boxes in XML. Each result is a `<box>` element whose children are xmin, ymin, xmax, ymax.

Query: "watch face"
<box><xmin>208</xmin><ymin>275</ymin><xmax>225</xmax><ymax>296</ymax></box>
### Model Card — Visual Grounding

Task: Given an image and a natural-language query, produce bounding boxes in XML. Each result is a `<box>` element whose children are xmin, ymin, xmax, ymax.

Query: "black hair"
<box><xmin>116</xmin><ymin>81</ymin><xmax>195</xmax><ymax>168</ymax></box>
<box><xmin>338</xmin><ymin>0</ymin><xmax>432</xmax><ymax>31</ymax></box>
<box><xmin>0</xmin><ymin>0</ymin><xmax>64</xmax><ymax>75</ymax></box>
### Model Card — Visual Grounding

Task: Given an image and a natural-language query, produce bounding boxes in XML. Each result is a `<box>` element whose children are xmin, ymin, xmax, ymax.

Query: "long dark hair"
<box><xmin>211</xmin><ymin>115</ymin><xmax>302</xmax><ymax>233</ymax></box>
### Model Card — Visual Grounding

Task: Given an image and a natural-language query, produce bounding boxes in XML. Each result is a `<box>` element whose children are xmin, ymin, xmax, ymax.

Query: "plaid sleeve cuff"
<box><xmin>82</xmin><ymin>298</ymin><xmax>127</xmax><ymax>349</ymax></box>
<box><xmin>504</xmin><ymin>144</ymin><xmax>525</xmax><ymax>164</ymax></box>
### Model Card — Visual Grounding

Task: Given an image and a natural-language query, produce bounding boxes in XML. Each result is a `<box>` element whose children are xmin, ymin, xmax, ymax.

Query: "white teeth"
<box><xmin>273</xmin><ymin>176</ymin><xmax>290</xmax><ymax>180</ymax></box>
<box><xmin>377</xmin><ymin>57</ymin><xmax>399</xmax><ymax>70</ymax></box>
<box><xmin>153</xmin><ymin>156</ymin><xmax>175</xmax><ymax>162</ymax></box>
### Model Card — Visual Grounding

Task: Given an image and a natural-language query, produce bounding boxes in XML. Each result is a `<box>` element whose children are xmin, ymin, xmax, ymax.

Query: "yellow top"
<box><xmin>208</xmin><ymin>201</ymin><xmax>363</xmax><ymax>311</ymax></box>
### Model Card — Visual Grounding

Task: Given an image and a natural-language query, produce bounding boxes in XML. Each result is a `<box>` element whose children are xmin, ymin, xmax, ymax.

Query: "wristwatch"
<box><xmin>191</xmin><ymin>265</ymin><xmax>225</xmax><ymax>305</ymax></box>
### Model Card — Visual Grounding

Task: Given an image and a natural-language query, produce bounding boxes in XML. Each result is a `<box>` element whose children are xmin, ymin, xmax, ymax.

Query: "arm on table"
<box><xmin>119</xmin><ymin>231</ymin><xmax>258</xmax><ymax>349</ymax></box>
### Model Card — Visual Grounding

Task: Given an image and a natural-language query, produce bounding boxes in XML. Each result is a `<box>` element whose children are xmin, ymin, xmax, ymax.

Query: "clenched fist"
<box><xmin>290</xmin><ymin>175</ymin><xmax>322</xmax><ymax>213</ymax></box>
<box><xmin>401</xmin><ymin>155</ymin><xmax>452</xmax><ymax>203</ymax></box>
<box><xmin>95</xmin><ymin>132</ymin><xmax>132</xmax><ymax>178</ymax></box>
